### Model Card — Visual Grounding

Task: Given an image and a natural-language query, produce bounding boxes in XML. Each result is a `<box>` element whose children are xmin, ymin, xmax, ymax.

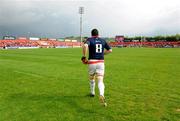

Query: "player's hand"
<box><xmin>81</xmin><ymin>56</ymin><xmax>88</xmax><ymax>64</ymax></box>
<box><xmin>104</xmin><ymin>49</ymin><xmax>112</xmax><ymax>55</ymax></box>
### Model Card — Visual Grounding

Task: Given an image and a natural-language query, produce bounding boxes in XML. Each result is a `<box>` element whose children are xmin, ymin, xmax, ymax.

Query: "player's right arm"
<box><xmin>82</xmin><ymin>43</ymin><xmax>88</xmax><ymax>57</ymax></box>
<box><xmin>81</xmin><ymin>39</ymin><xmax>89</xmax><ymax>64</ymax></box>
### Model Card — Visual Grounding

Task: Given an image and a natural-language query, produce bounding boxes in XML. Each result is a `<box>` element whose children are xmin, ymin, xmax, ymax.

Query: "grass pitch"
<box><xmin>0</xmin><ymin>48</ymin><xmax>180</xmax><ymax>121</ymax></box>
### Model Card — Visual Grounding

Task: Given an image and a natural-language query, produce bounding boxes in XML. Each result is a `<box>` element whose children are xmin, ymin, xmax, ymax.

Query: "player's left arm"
<box><xmin>104</xmin><ymin>41</ymin><xmax>112</xmax><ymax>55</ymax></box>
<box><xmin>104</xmin><ymin>49</ymin><xmax>112</xmax><ymax>55</ymax></box>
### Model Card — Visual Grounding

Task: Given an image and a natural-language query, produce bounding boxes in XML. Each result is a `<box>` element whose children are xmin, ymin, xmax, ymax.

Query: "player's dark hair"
<box><xmin>91</xmin><ymin>29</ymin><xmax>99</xmax><ymax>36</ymax></box>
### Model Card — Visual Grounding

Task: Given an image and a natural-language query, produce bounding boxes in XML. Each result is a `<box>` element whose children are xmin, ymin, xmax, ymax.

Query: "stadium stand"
<box><xmin>109</xmin><ymin>41</ymin><xmax>180</xmax><ymax>48</ymax></box>
<box><xmin>0</xmin><ymin>39</ymin><xmax>81</xmax><ymax>49</ymax></box>
<box><xmin>0</xmin><ymin>39</ymin><xmax>179</xmax><ymax>49</ymax></box>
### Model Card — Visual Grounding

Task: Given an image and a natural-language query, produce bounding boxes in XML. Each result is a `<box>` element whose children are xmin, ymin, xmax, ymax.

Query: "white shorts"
<box><xmin>88</xmin><ymin>60</ymin><xmax>104</xmax><ymax>76</ymax></box>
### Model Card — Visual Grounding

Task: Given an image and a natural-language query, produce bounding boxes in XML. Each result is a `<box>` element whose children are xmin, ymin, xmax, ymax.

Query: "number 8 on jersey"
<box><xmin>96</xmin><ymin>44</ymin><xmax>102</xmax><ymax>53</ymax></box>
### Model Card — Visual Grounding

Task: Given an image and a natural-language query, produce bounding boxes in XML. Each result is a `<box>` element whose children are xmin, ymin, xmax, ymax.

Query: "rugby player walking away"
<box><xmin>81</xmin><ymin>29</ymin><xmax>112</xmax><ymax>106</ymax></box>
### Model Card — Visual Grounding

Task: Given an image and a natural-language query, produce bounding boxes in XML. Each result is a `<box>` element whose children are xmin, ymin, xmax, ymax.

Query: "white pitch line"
<box><xmin>14</xmin><ymin>70</ymin><xmax>44</xmax><ymax>78</ymax></box>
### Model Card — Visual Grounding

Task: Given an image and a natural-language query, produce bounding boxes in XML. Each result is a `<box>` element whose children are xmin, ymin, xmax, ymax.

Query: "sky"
<box><xmin>0</xmin><ymin>0</ymin><xmax>180</xmax><ymax>38</ymax></box>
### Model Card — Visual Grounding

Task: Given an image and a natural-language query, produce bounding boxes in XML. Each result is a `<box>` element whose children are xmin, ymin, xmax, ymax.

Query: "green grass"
<box><xmin>0</xmin><ymin>48</ymin><xmax>180</xmax><ymax>121</ymax></box>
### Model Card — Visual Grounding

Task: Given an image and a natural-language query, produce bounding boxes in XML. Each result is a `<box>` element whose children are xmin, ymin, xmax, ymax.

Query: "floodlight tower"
<box><xmin>79</xmin><ymin>7</ymin><xmax>84</xmax><ymax>45</ymax></box>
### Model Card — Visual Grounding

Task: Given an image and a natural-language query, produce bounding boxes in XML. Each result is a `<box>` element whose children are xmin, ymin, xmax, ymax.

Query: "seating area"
<box><xmin>0</xmin><ymin>39</ymin><xmax>38</xmax><ymax>47</ymax></box>
<box><xmin>1</xmin><ymin>39</ymin><xmax>179</xmax><ymax>49</ymax></box>
<box><xmin>109</xmin><ymin>41</ymin><xmax>180</xmax><ymax>48</ymax></box>
<box><xmin>0</xmin><ymin>39</ymin><xmax>81</xmax><ymax>48</ymax></box>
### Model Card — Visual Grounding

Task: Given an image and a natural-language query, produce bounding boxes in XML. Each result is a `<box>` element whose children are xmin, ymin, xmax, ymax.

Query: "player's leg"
<box><xmin>97</xmin><ymin>75</ymin><xmax>107</xmax><ymax>106</ymax></box>
<box><xmin>96</xmin><ymin>63</ymin><xmax>105</xmax><ymax>96</ymax></box>
<box><xmin>88</xmin><ymin>64</ymin><xmax>96</xmax><ymax>96</ymax></box>
<box><xmin>96</xmin><ymin>63</ymin><xmax>107</xmax><ymax>106</ymax></box>
<box><xmin>97</xmin><ymin>75</ymin><xmax>105</xmax><ymax>97</ymax></box>
<box><xmin>89</xmin><ymin>74</ymin><xmax>95</xmax><ymax>96</ymax></box>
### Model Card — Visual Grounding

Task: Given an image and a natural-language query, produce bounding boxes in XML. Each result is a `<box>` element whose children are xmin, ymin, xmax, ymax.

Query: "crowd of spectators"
<box><xmin>109</xmin><ymin>41</ymin><xmax>180</xmax><ymax>48</ymax></box>
<box><xmin>0</xmin><ymin>39</ymin><xmax>180</xmax><ymax>49</ymax></box>
<box><xmin>0</xmin><ymin>39</ymin><xmax>81</xmax><ymax>49</ymax></box>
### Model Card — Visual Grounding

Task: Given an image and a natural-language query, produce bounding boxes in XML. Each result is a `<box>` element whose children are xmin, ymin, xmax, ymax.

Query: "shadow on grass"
<box><xmin>6</xmin><ymin>92</ymin><xmax>114</xmax><ymax>120</ymax></box>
